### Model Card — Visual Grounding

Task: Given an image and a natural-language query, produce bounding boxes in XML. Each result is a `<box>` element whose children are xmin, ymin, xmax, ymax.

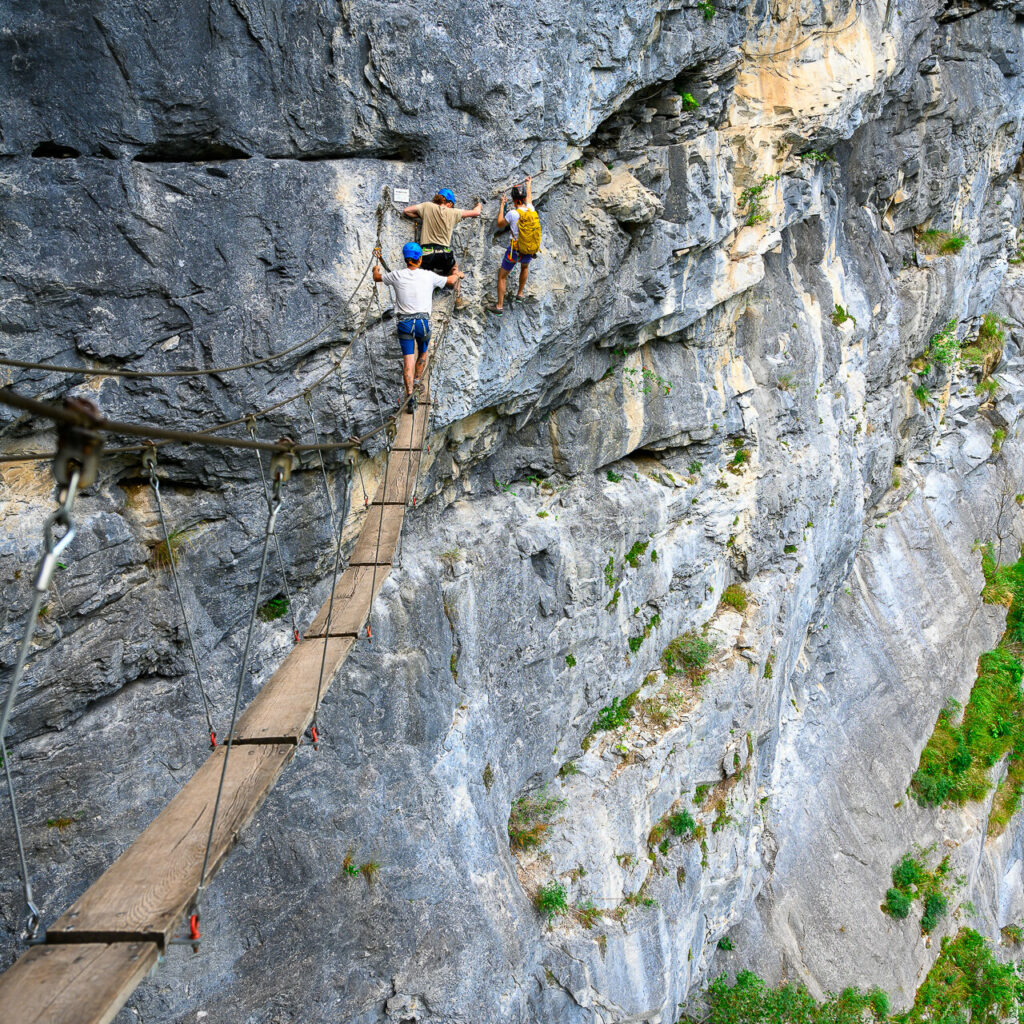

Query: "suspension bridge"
<box><xmin>0</xmin><ymin>212</ymin><xmax>455</xmax><ymax>1021</ymax></box>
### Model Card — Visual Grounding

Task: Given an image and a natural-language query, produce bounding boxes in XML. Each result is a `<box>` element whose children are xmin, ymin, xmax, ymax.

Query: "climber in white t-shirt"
<box><xmin>373</xmin><ymin>242</ymin><xmax>463</xmax><ymax>412</ymax></box>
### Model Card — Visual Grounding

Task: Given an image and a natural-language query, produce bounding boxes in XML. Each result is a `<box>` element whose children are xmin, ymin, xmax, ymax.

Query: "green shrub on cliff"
<box><xmin>534</xmin><ymin>881</ymin><xmax>568</xmax><ymax>922</ymax></box>
<box><xmin>683</xmin><ymin>929</ymin><xmax>1020</xmax><ymax>1024</ymax></box>
<box><xmin>911</xmin><ymin>548</ymin><xmax>1024</xmax><ymax>834</ymax></box>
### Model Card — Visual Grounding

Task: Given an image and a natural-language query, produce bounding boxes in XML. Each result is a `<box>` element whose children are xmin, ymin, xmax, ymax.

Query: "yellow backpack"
<box><xmin>516</xmin><ymin>207</ymin><xmax>542</xmax><ymax>255</ymax></box>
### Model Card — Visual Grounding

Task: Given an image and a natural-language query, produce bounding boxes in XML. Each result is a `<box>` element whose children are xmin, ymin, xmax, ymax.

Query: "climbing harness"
<box><xmin>189</xmin><ymin>446</ymin><xmax>292</xmax><ymax>950</ymax></box>
<box><xmin>1</xmin><ymin>400</ymin><xmax>103</xmax><ymax>940</ymax></box>
<box><xmin>247</xmin><ymin>419</ymin><xmax>300</xmax><ymax>644</ymax></box>
<box><xmin>143</xmin><ymin>447</ymin><xmax>218</xmax><ymax>748</ymax></box>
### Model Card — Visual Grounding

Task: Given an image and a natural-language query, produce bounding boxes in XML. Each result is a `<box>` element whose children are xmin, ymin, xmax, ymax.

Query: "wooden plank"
<box><xmin>392</xmin><ymin>400</ymin><xmax>430</xmax><ymax>450</ymax></box>
<box><xmin>0</xmin><ymin>942</ymin><xmax>158</xmax><ymax>1024</ymax></box>
<box><xmin>349</xmin><ymin>504</ymin><xmax>404</xmax><ymax>565</ymax></box>
<box><xmin>47</xmin><ymin>744</ymin><xmax>293</xmax><ymax>945</ymax></box>
<box><xmin>371</xmin><ymin>448</ymin><xmax>417</xmax><ymax>505</ymax></box>
<box><xmin>234</xmin><ymin>637</ymin><xmax>354</xmax><ymax>743</ymax></box>
<box><xmin>304</xmin><ymin>564</ymin><xmax>389</xmax><ymax>638</ymax></box>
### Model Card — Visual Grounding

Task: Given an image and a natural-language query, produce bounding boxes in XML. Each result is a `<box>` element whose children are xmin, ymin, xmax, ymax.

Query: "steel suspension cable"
<box><xmin>1</xmin><ymin>738</ymin><xmax>39</xmax><ymax>940</ymax></box>
<box><xmin>309</xmin><ymin>462</ymin><xmax>350</xmax><ymax>749</ymax></box>
<box><xmin>303</xmin><ymin>393</ymin><xmax>341</xmax><ymax>747</ymax></box>
<box><xmin>0</xmin><ymin>380</ymin><xmax>404</xmax><ymax>460</ymax></box>
<box><xmin>0</xmin><ymin>463</ymin><xmax>84</xmax><ymax>941</ymax></box>
<box><xmin>190</xmin><ymin>457</ymin><xmax>288</xmax><ymax>945</ymax></box>
<box><xmin>144</xmin><ymin>448</ymin><xmax>219</xmax><ymax>748</ymax></box>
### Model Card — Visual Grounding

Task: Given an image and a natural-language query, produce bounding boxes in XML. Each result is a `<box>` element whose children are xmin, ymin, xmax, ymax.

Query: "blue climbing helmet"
<box><xmin>403</xmin><ymin>242</ymin><xmax>423</xmax><ymax>262</ymax></box>
<box><xmin>438</xmin><ymin>188</ymin><xmax>456</xmax><ymax>205</ymax></box>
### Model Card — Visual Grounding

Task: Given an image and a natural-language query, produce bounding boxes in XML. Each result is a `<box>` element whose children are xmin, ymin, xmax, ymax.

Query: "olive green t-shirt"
<box><xmin>414</xmin><ymin>202</ymin><xmax>462</xmax><ymax>247</ymax></box>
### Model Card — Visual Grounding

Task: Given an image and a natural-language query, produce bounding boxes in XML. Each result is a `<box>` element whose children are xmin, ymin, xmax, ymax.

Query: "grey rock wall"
<box><xmin>1</xmin><ymin>0</ymin><xmax>1024</xmax><ymax>1021</ymax></box>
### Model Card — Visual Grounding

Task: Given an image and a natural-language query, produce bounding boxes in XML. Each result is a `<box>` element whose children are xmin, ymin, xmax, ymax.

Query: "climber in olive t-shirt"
<box><xmin>403</xmin><ymin>188</ymin><xmax>481</xmax><ymax>307</ymax></box>
<box><xmin>373</xmin><ymin>242</ymin><xmax>463</xmax><ymax>412</ymax></box>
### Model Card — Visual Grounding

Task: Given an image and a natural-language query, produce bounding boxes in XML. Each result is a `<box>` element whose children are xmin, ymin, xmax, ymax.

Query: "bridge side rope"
<box><xmin>0</xmin><ymin>403</ymin><xmax>103</xmax><ymax>940</ymax></box>
<box><xmin>0</xmin><ymin>373</ymin><xmax>410</xmax><ymax>461</ymax></box>
<box><xmin>188</xmin><ymin>450</ymin><xmax>292</xmax><ymax>950</ymax></box>
<box><xmin>0</xmin><ymin>254</ymin><xmax>377</xmax><ymax>382</ymax></box>
<box><xmin>143</xmin><ymin>446</ymin><xmax>219</xmax><ymax>749</ymax></box>
<box><xmin>308</xmin><ymin>451</ymin><xmax>353</xmax><ymax>751</ymax></box>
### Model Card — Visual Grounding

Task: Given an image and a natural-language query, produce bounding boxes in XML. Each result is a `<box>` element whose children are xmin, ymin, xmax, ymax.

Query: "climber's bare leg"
<box><xmin>516</xmin><ymin>262</ymin><xmax>530</xmax><ymax>299</ymax></box>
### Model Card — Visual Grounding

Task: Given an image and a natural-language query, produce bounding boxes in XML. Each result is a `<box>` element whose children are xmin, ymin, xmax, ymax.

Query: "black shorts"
<box><xmin>420</xmin><ymin>247</ymin><xmax>455</xmax><ymax>276</ymax></box>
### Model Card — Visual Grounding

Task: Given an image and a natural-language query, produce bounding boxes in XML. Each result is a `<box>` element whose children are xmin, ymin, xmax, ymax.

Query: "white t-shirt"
<box><xmin>505</xmin><ymin>203</ymin><xmax>535</xmax><ymax>240</ymax></box>
<box><xmin>381</xmin><ymin>267</ymin><xmax>447</xmax><ymax>316</ymax></box>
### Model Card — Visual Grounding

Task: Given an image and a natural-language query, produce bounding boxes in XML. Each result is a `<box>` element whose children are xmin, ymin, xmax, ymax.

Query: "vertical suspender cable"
<box><xmin>247</xmin><ymin>418</ymin><xmax>300</xmax><ymax>643</ymax></box>
<box><xmin>303</xmin><ymin>392</ymin><xmax>338</xmax><ymax>540</ymax></box>
<box><xmin>144</xmin><ymin>448</ymin><xmax>218</xmax><ymax>748</ymax></box>
<box><xmin>304</xmin><ymin>392</ymin><xmax>342</xmax><ymax>749</ymax></box>
<box><xmin>190</xmin><ymin>454</ymin><xmax>289</xmax><ymax>944</ymax></box>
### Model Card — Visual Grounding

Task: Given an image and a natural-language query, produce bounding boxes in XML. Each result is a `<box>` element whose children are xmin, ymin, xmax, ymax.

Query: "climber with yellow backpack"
<box><xmin>490</xmin><ymin>176</ymin><xmax>541</xmax><ymax>315</ymax></box>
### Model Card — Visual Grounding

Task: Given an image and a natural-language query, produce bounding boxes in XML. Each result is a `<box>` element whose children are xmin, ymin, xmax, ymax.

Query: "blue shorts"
<box><xmin>501</xmin><ymin>244</ymin><xmax>536</xmax><ymax>272</ymax></box>
<box><xmin>397</xmin><ymin>317</ymin><xmax>430</xmax><ymax>357</ymax></box>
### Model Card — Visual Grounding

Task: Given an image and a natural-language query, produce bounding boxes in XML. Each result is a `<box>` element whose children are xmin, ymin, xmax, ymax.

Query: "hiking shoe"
<box><xmin>455</xmin><ymin>296</ymin><xmax>470</xmax><ymax>310</ymax></box>
<box><xmin>405</xmin><ymin>395</ymin><xmax>416</xmax><ymax>415</ymax></box>
<box><xmin>487</xmin><ymin>305</ymin><xmax>504</xmax><ymax>315</ymax></box>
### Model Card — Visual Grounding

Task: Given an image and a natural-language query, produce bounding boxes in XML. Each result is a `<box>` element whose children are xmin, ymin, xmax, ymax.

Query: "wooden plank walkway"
<box><xmin>0</xmin><ymin>297</ymin><xmax>446</xmax><ymax>1021</ymax></box>
<box><xmin>349</xmin><ymin>504</ymin><xmax>404</xmax><ymax>566</ymax></box>
<box><xmin>0</xmin><ymin>942</ymin><xmax>159</xmax><ymax>1024</ymax></box>
<box><xmin>236</xmin><ymin>637</ymin><xmax>354</xmax><ymax>743</ymax></box>
<box><xmin>47</xmin><ymin>743</ymin><xmax>295</xmax><ymax>945</ymax></box>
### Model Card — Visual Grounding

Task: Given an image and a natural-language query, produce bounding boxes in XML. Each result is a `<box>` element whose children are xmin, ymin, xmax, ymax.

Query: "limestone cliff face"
<box><xmin>2</xmin><ymin>1</ymin><xmax>1024</xmax><ymax>1021</ymax></box>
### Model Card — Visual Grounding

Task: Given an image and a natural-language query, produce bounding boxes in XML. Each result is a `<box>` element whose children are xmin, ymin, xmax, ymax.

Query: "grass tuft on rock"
<box><xmin>508</xmin><ymin>789</ymin><xmax>566</xmax><ymax>851</ymax></box>
<box><xmin>662</xmin><ymin>631</ymin><xmax>717</xmax><ymax>683</ymax></box>
<box><xmin>719</xmin><ymin>584</ymin><xmax>748</xmax><ymax>612</ymax></box>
